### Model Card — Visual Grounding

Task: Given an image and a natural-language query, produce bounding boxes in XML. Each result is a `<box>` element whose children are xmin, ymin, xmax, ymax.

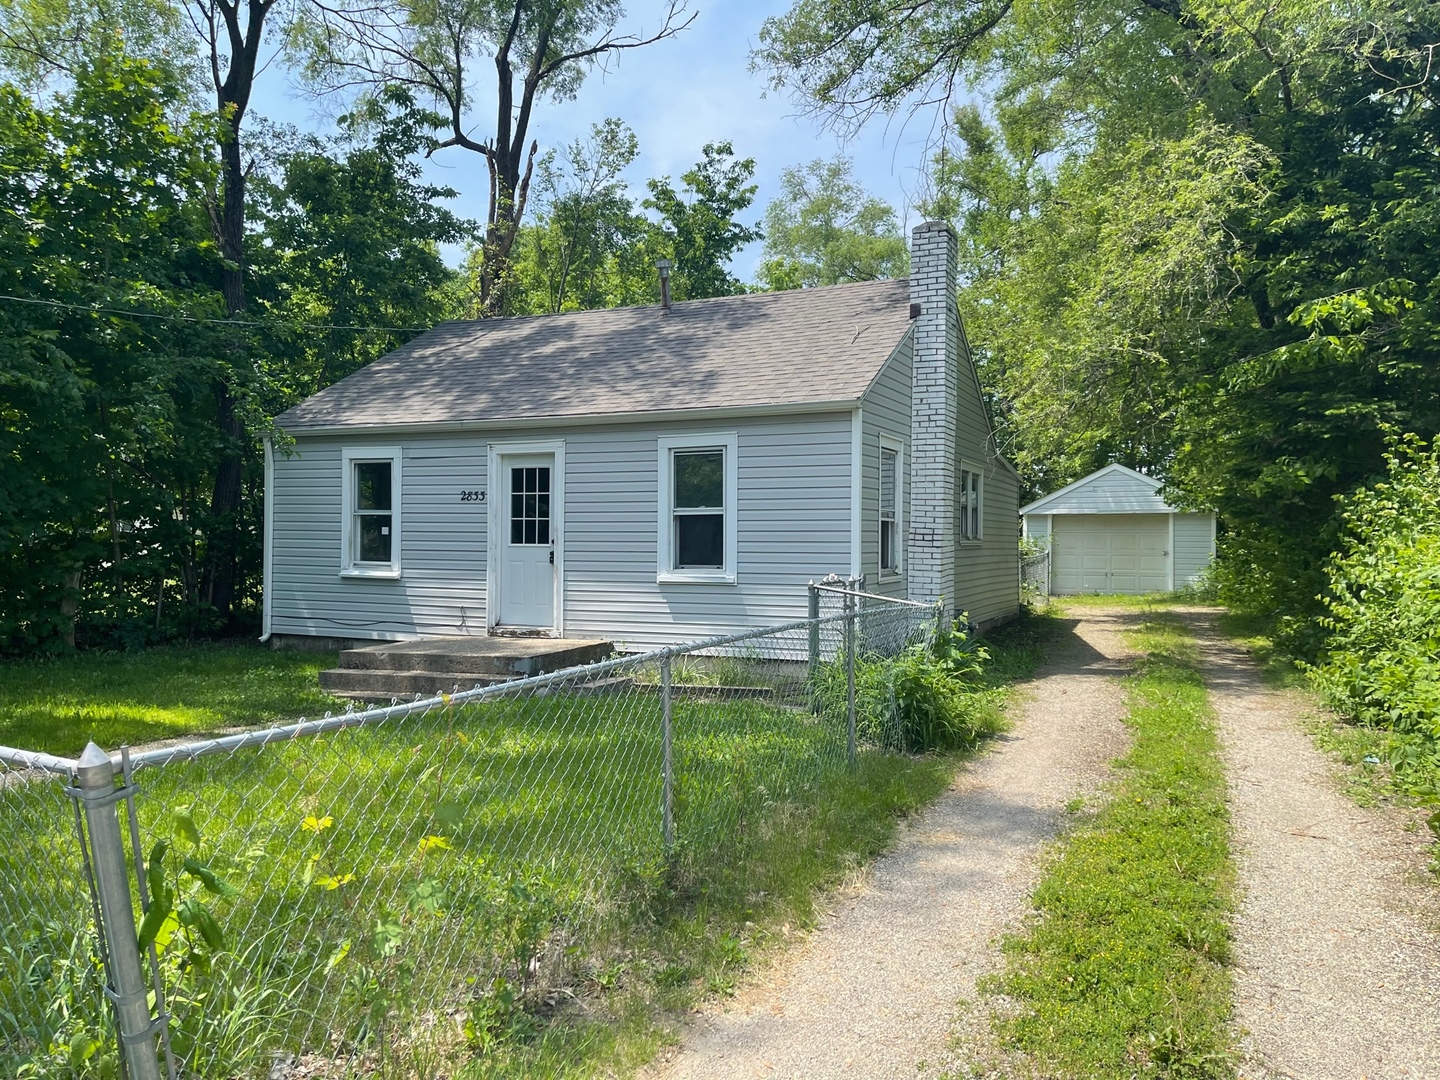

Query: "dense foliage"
<box><xmin>1310</xmin><ymin>439</ymin><xmax>1440</xmax><ymax>795</ymax></box>
<box><xmin>759</xmin><ymin>0</ymin><xmax>1440</xmax><ymax>648</ymax></box>
<box><xmin>0</xmin><ymin>50</ymin><xmax>467</xmax><ymax>654</ymax></box>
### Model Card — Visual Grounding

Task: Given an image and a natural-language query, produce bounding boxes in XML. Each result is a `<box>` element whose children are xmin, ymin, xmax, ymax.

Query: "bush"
<box><xmin>1310</xmin><ymin>436</ymin><xmax>1440</xmax><ymax>794</ymax></box>
<box><xmin>823</xmin><ymin>616</ymin><xmax>1000</xmax><ymax>753</ymax></box>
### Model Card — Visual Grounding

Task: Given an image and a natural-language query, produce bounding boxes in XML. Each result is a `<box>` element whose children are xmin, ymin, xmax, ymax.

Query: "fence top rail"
<box><xmin>0</xmin><ymin>745</ymin><xmax>78</xmax><ymax>776</ymax></box>
<box><xmin>120</xmin><ymin>607</ymin><xmax>911</xmax><ymax>772</ymax></box>
<box><xmin>810</xmin><ymin>583</ymin><xmax>934</xmax><ymax>609</ymax></box>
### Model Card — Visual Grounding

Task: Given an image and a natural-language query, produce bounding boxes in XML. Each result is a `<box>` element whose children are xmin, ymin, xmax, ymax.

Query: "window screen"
<box><xmin>959</xmin><ymin>469</ymin><xmax>982</xmax><ymax>540</ymax></box>
<box><xmin>673</xmin><ymin>449</ymin><xmax>724</xmax><ymax>568</ymax></box>
<box><xmin>880</xmin><ymin>447</ymin><xmax>898</xmax><ymax>571</ymax></box>
<box><xmin>353</xmin><ymin>461</ymin><xmax>393</xmax><ymax>563</ymax></box>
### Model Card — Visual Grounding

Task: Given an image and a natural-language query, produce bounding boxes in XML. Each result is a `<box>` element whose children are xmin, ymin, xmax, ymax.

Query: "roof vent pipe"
<box><xmin>656</xmin><ymin>258</ymin><xmax>673</xmax><ymax>314</ymax></box>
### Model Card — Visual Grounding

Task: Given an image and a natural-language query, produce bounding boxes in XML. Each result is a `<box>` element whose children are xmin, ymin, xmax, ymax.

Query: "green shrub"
<box><xmin>1310</xmin><ymin>436</ymin><xmax>1440</xmax><ymax>794</ymax></box>
<box><xmin>821</xmin><ymin>616</ymin><xmax>999</xmax><ymax>753</ymax></box>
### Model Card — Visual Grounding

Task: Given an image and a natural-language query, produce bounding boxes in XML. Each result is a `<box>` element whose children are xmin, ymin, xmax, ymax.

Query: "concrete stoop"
<box><xmin>318</xmin><ymin>636</ymin><xmax>612</xmax><ymax>703</ymax></box>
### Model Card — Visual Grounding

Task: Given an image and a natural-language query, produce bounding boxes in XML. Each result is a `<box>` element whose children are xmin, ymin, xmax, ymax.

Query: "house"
<box><xmin>1020</xmin><ymin>464</ymin><xmax>1216</xmax><ymax>595</ymax></box>
<box><xmin>262</xmin><ymin>221</ymin><xmax>1020</xmax><ymax>652</ymax></box>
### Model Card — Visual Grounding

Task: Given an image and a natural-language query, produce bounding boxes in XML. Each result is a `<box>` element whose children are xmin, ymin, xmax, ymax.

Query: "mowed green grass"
<box><xmin>1</xmin><ymin>689</ymin><xmax>955</xmax><ymax>1078</ymax></box>
<box><xmin>0</xmin><ymin>645</ymin><xmax>343</xmax><ymax>756</ymax></box>
<box><xmin>971</xmin><ymin>608</ymin><xmax>1237</xmax><ymax>1079</ymax></box>
<box><xmin>3</xmin><ymin>614</ymin><xmax>1061</xmax><ymax>1078</ymax></box>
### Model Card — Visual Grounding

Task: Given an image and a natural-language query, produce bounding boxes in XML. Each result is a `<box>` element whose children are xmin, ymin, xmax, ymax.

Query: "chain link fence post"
<box><xmin>845</xmin><ymin>586</ymin><xmax>857</xmax><ymax>769</ymax></box>
<box><xmin>661</xmin><ymin>654</ymin><xmax>674</xmax><ymax>852</ymax></box>
<box><xmin>807</xmin><ymin>581</ymin><xmax>821</xmax><ymax>713</ymax></box>
<box><xmin>67</xmin><ymin>743</ymin><xmax>163</xmax><ymax>1080</ymax></box>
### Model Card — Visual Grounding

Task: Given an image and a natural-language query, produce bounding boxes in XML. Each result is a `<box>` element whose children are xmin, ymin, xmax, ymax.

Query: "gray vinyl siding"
<box><xmin>859</xmin><ymin>332</ymin><xmax>913</xmax><ymax>598</ymax></box>
<box><xmin>951</xmin><ymin>341</ymin><xmax>1020</xmax><ymax>627</ymax></box>
<box><xmin>1024</xmin><ymin>514</ymin><xmax>1050</xmax><ymax>542</ymax></box>
<box><xmin>955</xmin><ymin>460</ymin><xmax>1019</xmax><ymax>626</ymax></box>
<box><xmin>563</xmin><ymin>413</ymin><xmax>852</xmax><ymax>649</ymax></box>
<box><xmin>1031</xmin><ymin>470</ymin><xmax>1169</xmax><ymax>514</ymax></box>
<box><xmin>269</xmin><ymin>414</ymin><xmax>854</xmax><ymax>650</ymax></box>
<box><xmin>269</xmin><ymin>435</ymin><xmax>490</xmax><ymax>640</ymax></box>
<box><xmin>1172</xmin><ymin>512</ymin><xmax>1216</xmax><ymax>586</ymax></box>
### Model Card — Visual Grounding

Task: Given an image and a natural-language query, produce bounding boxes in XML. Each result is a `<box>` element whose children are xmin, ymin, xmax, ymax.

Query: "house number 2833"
<box><xmin>459</xmin><ymin>490</ymin><xmax>485</xmax><ymax>503</ymax></box>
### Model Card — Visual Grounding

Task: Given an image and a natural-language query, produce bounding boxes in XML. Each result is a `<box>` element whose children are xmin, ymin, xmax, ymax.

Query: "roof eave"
<box><xmin>1018</xmin><ymin>462</ymin><xmax>1163</xmax><ymax>515</ymax></box>
<box><xmin>276</xmin><ymin>396</ymin><xmax>865</xmax><ymax>438</ymax></box>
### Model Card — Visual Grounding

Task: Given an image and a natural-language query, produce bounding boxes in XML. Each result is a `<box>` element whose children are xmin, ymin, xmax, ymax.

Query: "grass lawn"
<box><xmin>963</xmin><ymin>605</ymin><xmax>1238</xmax><ymax>1079</ymax></box>
<box><xmin>0</xmin><ymin>645</ymin><xmax>344</xmax><ymax>757</ymax></box>
<box><xmin>2</xmin><ymin>613</ymin><xmax>1058</xmax><ymax>1080</ymax></box>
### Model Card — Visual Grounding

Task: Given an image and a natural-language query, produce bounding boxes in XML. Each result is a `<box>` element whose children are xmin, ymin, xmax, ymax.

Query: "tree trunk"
<box><xmin>60</xmin><ymin>570</ymin><xmax>81</xmax><ymax>650</ymax></box>
<box><xmin>203</xmin><ymin>121</ymin><xmax>248</xmax><ymax>622</ymax></box>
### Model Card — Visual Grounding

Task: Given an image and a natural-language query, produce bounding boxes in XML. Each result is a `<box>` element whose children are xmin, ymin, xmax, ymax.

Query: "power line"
<box><xmin>0</xmin><ymin>292</ymin><xmax>432</xmax><ymax>334</ymax></box>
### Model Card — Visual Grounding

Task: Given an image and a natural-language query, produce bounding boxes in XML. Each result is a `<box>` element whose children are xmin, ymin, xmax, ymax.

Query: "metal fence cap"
<box><xmin>76</xmin><ymin>742</ymin><xmax>114</xmax><ymax>786</ymax></box>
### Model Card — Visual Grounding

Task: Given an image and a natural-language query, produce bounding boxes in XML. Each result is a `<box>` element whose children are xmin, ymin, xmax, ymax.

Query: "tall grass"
<box><xmin>969</xmin><ymin>610</ymin><xmax>1237</xmax><ymax>1079</ymax></box>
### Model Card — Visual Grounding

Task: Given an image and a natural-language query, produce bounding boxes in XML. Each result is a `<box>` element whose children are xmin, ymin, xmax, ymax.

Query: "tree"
<box><xmin>298</xmin><ymin>0</ymin><xmax>694</xmax><ymax>317</ymax></box>
<box><xmin>758</xmin><ymin>156</ymin><xmax>907</xmax><ymax>290</ymax></box>
<box><xmin>645</xmin><ymin>141</ymin><xmax>761</xmax><ymax>300</ymax></box>
<box><xmin>250</xmin><ymin>95</ymin><xmax>473</xmax><ymax>402</ymax></box>
<box><xmin>502</xmin><ymin>118</ymin><xmax>657</xmax><ymax>314</ymax></box>
<box><xmin>757</xmin><ymin>0</ymin><xmax>1440</xmax><ymax>642</ymax></box>
<box><xmin>0</xmin><ymin>50</ymin><xmax>231</xmax><ymax>651</ymax></box>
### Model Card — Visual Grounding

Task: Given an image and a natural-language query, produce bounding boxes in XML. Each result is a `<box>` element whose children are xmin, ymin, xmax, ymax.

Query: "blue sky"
<box><xmin>248</xmin><ymin>1</ymin><xmax>948</xmax><ymax>279</ymax></box>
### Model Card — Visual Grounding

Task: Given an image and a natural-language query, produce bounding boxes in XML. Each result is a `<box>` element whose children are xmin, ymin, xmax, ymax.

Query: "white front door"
<box><xmin>1052</xmin><ymin>514</ymin><xmax>1170</xmax><ymax>594</ymax></box>
<box><xmin>498</xmin><ymin>454</ymin><xmax>557</xmax><ymax>629</ymax></box>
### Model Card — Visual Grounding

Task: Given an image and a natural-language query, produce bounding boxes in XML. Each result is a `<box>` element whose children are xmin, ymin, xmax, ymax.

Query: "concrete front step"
<box><xmin>318</xmin><ymin>668</ymin><xmax>517</xmax><ymax>700</ymax></box>
<box><xmin>337</xmin><ymin>636</ymin><xmax>612</xmax><ymax>676</ymax></box>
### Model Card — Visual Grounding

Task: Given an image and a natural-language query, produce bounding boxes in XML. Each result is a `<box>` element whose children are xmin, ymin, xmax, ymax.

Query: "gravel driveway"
<box><xmin>646</xmin><ymin>609</ymin><xmax>1134</xmax><ymax>1080</ymax></box>
<box><xmin>1183</xmin><ymin>610</ymin><xmax>1440</xmax><ymax>1080</ymax></box>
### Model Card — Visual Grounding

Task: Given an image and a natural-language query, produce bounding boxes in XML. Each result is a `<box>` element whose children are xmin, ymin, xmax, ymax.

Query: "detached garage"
<box><xmin>1020</xmin><ymin>464</ymin><xmax>1215</xmax><ymax>595</ymax></box>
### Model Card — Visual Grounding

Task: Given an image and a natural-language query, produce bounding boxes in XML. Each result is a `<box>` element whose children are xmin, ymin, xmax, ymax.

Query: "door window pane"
<box><xmin>676</xmin><ymin>514</ymin><xmax>724</xmax><ymax>568</ymax></box>
<box><xmin>675</xmin><ymin>451</ymin><xmax>723</xmax><ymax>508</ymax></box>
<box><xmin>510</xmin><ymin>465</ymin><xmax>551</xmax><ymax>545</ymax></box>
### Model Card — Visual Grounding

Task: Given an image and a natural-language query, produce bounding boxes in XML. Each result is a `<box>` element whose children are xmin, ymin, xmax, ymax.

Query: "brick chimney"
<box><xmin>908</xmin><ymin>221</ymin><xmax>959</xmax><ymax>608</ymax></box>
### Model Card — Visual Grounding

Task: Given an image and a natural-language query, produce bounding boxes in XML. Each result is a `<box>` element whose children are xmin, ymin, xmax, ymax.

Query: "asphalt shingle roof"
<box><xmin>275</xmin><ymin>278</ymin><xmax>913</xmax><ymax>432</ymax></box>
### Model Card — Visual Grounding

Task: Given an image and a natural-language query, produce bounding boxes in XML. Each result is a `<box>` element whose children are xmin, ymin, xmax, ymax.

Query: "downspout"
<box><xmin>260</xmin><ymin>436</ymin><xmax>274</xmax><ymax>642</ymax></box>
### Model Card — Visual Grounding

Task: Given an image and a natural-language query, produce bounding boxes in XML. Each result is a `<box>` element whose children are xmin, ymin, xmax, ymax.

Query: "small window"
<box><xmin>674</xmin><ymin>451</ymin><xmax>724</xmax><ymax>567</ymax></box>
<box><xmin>879</xmin><ymin>442</ymin><xmax>901</xmax><ymax>575</ymax></box>
<box><xmin>509</xmin><ymin>465</ymin><xmax>551</xmax><ymax>545</ymax></box>
<box><xmin>658</xmin><ymin>433</ymin><xmax>737</xmax><ymax>583</ymax></box>
<box><xmin>341</xmin><ymin>447</ymin><xmax>402</xmax><ymax>576</ymax></box>
<box><xmin>959</xmin><ymin>467</ymin><xmax>983</xmax><ymax>541</ymax></box>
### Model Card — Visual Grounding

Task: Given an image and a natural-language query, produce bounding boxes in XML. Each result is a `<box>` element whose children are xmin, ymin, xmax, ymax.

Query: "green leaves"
<box><xmin>758</xmin><ymin>156</ymin><xmax>908</xmax><ymax>290</ymax></box>
<box><xmin>1310</xmin><ymin>437</ymin><xmax>1440</xmax><ymax>786</ymax></box>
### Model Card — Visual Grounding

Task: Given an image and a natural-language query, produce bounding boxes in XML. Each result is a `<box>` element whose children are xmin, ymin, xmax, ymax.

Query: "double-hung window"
<box><xmin>341</xmin><ymin>447</ymin><xmax>402</xmax><ymax>577</ymax></box>
<box><xmin>879</xmin><ymin>437</ymin><xmax>903</xmax><ymax>576</ymax></box>
<box><xmin>958</xmin><ymin>466</ymin><xmax>982</xmax><ymax>541</ymax></box>
<box><xmin>657</xmin><ymin>433</ymin><xmax>737</xmax><ymax>583</ymax></box>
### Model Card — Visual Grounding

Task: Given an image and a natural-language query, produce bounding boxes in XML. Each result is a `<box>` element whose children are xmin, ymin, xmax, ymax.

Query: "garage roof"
<box><xmin>1019</xmin><ymin>463</ymin><xmax>1175</xmax><ymax>515</ymax></box>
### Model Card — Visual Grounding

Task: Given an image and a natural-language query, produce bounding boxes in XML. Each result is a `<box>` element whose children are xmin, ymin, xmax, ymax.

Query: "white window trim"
<box><xmin>340</xmin><ymin>446</ymin><xmax>402</xmax><ymax>579</ymax></box>
<box><xmin>959</xmin><ymin>462</ymin><xmax>984</xmax><ymax>543</ymax></box>
<box><xmin>657</xmin><ymin>432</ymin><xmax>738</xmax><ymax>585</ymax></box>
<box><xmin>878</xmin><ymin>434</ymin><xmax>905</xmax><ymax>581</ymax></box>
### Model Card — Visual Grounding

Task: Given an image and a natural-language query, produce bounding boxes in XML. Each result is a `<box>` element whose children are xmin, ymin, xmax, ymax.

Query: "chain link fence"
<box><xmin>1</xmin><ymin>584</ymin><xmax>938</xmax><ymax>1080</ymax></box>
<box><xmin>1021</xmin><ymin>547</ymin><xmax>1051</xmax><ymax>603</ymax></box>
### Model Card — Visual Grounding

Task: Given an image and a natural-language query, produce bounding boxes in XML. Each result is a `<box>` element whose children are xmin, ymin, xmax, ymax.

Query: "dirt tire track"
<box><xmin>645</xmin><ymin>609</ymin><xmax>1134</xmax><ymax>1080</ymax></box>
<box><xmin>1185</xmin><ymin>609</ymin><xmax>1440</xmax><ymax>1080</ymax></box>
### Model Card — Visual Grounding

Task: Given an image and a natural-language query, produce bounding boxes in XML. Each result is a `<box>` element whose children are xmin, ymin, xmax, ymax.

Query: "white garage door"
<box><xmin>1052</xmin><ymin>514</ymin><xmax>1170</xmax><ymax>594</ymax></box>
